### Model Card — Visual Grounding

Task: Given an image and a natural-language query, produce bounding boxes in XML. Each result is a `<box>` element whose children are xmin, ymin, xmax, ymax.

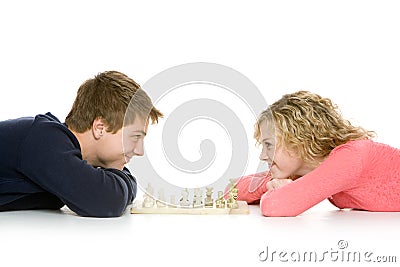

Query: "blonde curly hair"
<box><xmin>254</xmin><ymin>91</ymin><xmax>376</xmax><ymax>165</ymax></box>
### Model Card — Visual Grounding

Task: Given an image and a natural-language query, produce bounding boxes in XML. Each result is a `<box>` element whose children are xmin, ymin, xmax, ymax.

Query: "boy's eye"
<box><xmin>132</xmin><ymin>135</ymin><xmax>142</xmax><ymax>140</ymax></box>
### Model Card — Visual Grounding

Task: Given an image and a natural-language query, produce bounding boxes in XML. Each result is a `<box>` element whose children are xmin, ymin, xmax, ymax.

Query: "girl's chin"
<box><xmin>270</xmin><ymin>168</ymin><xmax>289</xmax><ymax>180</ymax></box>
<box><xmin>269</xmin><ymin>165</ymin><xmax>278</xmax><ymax>177</ymax></box>
<box><xmin>270</xmin><ymin>170</ymin><xmax>279</xmax><ymax>179</ymax></box>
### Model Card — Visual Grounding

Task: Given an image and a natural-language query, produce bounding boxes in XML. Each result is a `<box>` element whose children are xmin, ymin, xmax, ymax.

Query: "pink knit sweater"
<box><xmin>236</xmin><ymin>140</ymin><xmax>400</xmax><ymax>216</ymax></box>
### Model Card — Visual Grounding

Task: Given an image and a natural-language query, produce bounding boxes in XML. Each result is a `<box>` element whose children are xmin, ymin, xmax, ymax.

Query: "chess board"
<box><xmin>130</xmin><ymin>200</ymin><xmax>249</xmax><ymax>215</ymax></box>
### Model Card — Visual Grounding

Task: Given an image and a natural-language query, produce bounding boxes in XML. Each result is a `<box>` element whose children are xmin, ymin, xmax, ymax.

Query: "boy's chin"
<box><xmin>124</xmin><ymin>156</ymin><xmax>132</xmax><ymax>164</ymax></box>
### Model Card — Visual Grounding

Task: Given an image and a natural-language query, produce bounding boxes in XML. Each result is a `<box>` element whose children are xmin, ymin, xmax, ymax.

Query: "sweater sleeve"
<box><xmin>17</xmin><ymin>118</ymin><xmax>137</xmax><ymax>217</ymax></box>
<box><xmin>235</xmin><ymin>172</ymin><xmax>271</xmax><ymax>204</ymax></box>
<box><xmin>260</xmin><ymin>141</ymin><xmax>363</xmax><ymax>217</ymax></box>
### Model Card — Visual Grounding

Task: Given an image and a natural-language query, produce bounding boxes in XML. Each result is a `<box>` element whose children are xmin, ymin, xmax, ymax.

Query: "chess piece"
<box><xmin>228</xmin><ymin>178</ymin><xmax>236</xmax><ymax>189</ymax></box>
<box><xmin>180</xmin><ymin>188</ymin><xmax>190</xmax><ymax>207</ymax></box>
<box><xmin>227</xmin><ymin>179</ymin><xmax>239</xmax><ymax>209</ymax></box>
<box><xmin>227</xmin><ymin>188</ymin><xmax>238</xmax><ymax>209</ymax></box>
<box><xmin>215</xmin><ymin>191</ymin><xmax>226</xmax><ymax>208</ymax></box>
<box><xmin>142</xmin><ymin>183</ymin><xmax>155</xmax><ymax>208</ymax></box>
<box><xmin>204</xmin><ymin>187</ymin><xmax>213</xmax><ymax>208</ymax></box>
<box><xmin>168</xmin><ymin>195</ymin><xmax>177</xmax><ymax>208</ymax></box>
<box><xmin>192</xmin><ymin>188</ymin><xmax>203</xmax><ymax>208</ymax></box>
<box><xmin>156</xmin><ymin>188</ymin><xmax>166</xmax><ymax>208</ymax></box>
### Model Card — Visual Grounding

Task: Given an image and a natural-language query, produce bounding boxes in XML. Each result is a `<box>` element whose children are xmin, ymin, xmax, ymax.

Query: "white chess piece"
<box><xmin>180</xmin><ymin>188</ymin><xmax>190</xmax><ymax>207</ymax></box>
<box><xmin>156</xmin><ymin>188</ymin><xmax>166</xmax><ymax>208</ymax></box>
<box><xmin>142</xmin><ymin>183</ymin><xmax>155</xmax><ymax>208</ymax></box>
<box><xmin>215</xmin><ymin>191</ymin><xmax>225</xmax><ymax>208</ymax></box>
<box><xmin>193</xmin><ymin>188</ymin><xmax>203</xmax><ymax>208</ymax></box>
<box><xmin>169</xmin><ymin>195</ymin><xmax>177</xmax><ymax>208</ymax></box>
<box><xmin>204</xmin><ymin>187</ymin><xmax>213</xmax><ymax>208</ymax></box>
<box><xmin>227</xmin><ymin>182</ymin><xmax>238</xmax><ymax>209</ymax></box>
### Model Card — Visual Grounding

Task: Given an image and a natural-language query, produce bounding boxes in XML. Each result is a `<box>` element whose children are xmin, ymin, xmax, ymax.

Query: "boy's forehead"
<box><xmin>124</xmin><ymin>117</ymin><xmax>148</xmax><ymax>132</ymax></box>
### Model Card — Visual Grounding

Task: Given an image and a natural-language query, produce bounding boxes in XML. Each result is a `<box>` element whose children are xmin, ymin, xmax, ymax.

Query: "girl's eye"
<box><xmin>264</xmin><ymin>142</ymin><xmax>273</xmax><ymax>149</ymax></box>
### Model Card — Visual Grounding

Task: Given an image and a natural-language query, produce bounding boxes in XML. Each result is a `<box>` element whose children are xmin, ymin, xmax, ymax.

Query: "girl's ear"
<box><xmin>92</xmin><ymin>117</ymin><xmax>106</xmax><ymax>140</ymax></box>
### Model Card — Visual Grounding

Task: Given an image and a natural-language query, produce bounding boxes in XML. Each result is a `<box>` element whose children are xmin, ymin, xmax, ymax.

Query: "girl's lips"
<box><xmin>269</xmin><ymin>162</ymin><xmax>275</xmax><ymax>169</ymax></box>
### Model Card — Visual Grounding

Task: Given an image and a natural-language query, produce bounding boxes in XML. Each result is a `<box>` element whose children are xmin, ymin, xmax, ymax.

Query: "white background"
<box><xmin>1</xmin><ymin>1</ymin><xmax>399</xmax><ymax>267</ymax></box>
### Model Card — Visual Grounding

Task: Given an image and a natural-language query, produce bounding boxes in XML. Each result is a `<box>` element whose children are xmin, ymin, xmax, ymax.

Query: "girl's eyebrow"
<box><xmin>131</xmin><ymin>130</ymin><xmax>147</xmax><ymax>136</ymax></box>
<box><xmin>261</xmin><ymin>138</ymin><xmax>273</xmax><ymax>143</ymax></box>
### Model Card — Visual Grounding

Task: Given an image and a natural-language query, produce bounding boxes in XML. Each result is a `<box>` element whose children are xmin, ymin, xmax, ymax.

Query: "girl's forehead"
<box><xmin>259</xmin><ymin>120</ymin><xmax>276</xmax><ymax>136</ymax></box>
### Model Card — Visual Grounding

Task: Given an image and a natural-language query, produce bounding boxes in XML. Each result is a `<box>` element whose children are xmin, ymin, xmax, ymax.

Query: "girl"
<box><xmin>236</xmin><ymin>91</ymin><xmax>400</xmax><ymax>216</ymax></box>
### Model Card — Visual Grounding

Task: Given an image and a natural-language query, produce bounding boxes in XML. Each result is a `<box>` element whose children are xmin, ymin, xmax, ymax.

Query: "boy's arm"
<box><xmin>235</xmin><ymin>171</ymin><xmax>271</xmax><ymax>204</ymax></box>
<box><xmin>18</xmin><ymin>122</ymin><xmax>137</xmax><ymax>217</ymax></box>
<box><xmin>260</xmin><ymin>142</ymin><xmax>362</xmax><ymax>217</ymax></box>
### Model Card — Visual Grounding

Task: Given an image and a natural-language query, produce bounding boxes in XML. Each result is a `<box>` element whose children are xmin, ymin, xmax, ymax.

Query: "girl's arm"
<box><xmin>235</xmin><ymin>171</ymin><xmax>272</xmax><ymax>204</ymax></box>
<box><xmin>260</xmin><ymin>141</ymin><xmax>364</xmax><ymax>216</ymax></box>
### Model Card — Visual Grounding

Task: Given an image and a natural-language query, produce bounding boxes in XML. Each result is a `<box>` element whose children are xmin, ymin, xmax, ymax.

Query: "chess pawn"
<box><xmin>192</xmin><ymin>188</ymin><xmax>203</xmax><ymax>208</ymax></box>
<box><xmin>204</xmin><ymin>187</ymin><xmax>213</xmax><ymax>208</ymax></box>
<box><xmin>180</xmin><ymin>188</ymin><xmax>190</xmax><ymax>207</ymax></box>
<box><xmin>142</xmin><ymin>193</ymin><xmax>155</xmax><ymax>208</ymax></box>
<box><xmin>142</xmin><ymin>183</ymin><xmax>155</xmax><ymax>208</ymax></box>
<box><xmin>156</xmin><ymin>189</ymin><xmax>166</xmax><ymax>208</ymax></box>
<box><xmin>215</xmin><ymin>191</ymin><xmax>226</xmax><ymax>208</ymax></box>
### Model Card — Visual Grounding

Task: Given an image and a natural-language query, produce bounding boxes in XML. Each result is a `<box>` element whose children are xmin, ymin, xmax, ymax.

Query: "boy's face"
<box><xmin>258</xmin><ymin>120</ymin><xmax>305</xmax><ymax>179</ymax></box>
<box><xmin>96</xmin><ymin>117</ymin><xmax>148</xmax><ymax>170</ymax></box>
<box><xmin>122</xmin><ymin>117</ymin><xmax>148</xmax><ymax>163</ymax></box>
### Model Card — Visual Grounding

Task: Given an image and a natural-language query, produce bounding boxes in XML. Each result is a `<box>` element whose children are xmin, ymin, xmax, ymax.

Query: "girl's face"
<box><xmin>258</xmin><ymin>120</ymin><xmax>312</xmax><ymax>179</ymax></box>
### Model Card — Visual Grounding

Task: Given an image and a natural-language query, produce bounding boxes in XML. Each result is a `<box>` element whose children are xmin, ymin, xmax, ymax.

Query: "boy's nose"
<box><xmin>133</xmin><ymin>140</ymin><xmax>144</xmax><ymax>156</ymax></box>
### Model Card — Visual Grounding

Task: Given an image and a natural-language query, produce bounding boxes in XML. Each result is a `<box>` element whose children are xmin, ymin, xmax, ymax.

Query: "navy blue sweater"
<box><xmin>0</xmin><ymin>113</ymin><xmax>137</xmax><ymax>217</ymax></box>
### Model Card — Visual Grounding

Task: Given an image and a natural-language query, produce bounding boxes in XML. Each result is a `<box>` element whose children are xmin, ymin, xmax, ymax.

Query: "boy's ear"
<box><xmin>92</xmin><ymin>117</ymin><xmax>106</xmax><ymax>140</ymax></box>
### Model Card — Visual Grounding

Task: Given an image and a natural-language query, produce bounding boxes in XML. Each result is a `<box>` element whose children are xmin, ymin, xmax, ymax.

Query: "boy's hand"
<box><xmin>266</xmin><ymin>178</ymin><xmax>293</xmax><ymax>191</ymax></box>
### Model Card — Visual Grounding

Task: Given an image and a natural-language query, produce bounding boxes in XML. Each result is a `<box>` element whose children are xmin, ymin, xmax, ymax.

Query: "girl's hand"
<box><xmin>266</xmin><ymin>178</ymin><xmax>293</xmax><ymax>191</ymax></box>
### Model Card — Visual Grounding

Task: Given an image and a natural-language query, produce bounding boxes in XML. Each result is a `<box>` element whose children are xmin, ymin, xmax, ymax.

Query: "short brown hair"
<box><xmin>65</xmin><ymin>71</ymin><xmax>163</xmax><ymax>133</ymax></box>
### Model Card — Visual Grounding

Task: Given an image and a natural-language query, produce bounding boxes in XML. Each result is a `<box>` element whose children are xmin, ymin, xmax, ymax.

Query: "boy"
<box><xmin>0</xmin><ymin>71</ymin><xmax>163</xmax><ymax>217</ymax></box>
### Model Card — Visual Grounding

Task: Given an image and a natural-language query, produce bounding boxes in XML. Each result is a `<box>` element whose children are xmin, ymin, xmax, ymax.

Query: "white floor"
<box><xmin>1</xmin><ymin>199</ymin><xmax>399</xmax><ymax>267</ymax></box>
